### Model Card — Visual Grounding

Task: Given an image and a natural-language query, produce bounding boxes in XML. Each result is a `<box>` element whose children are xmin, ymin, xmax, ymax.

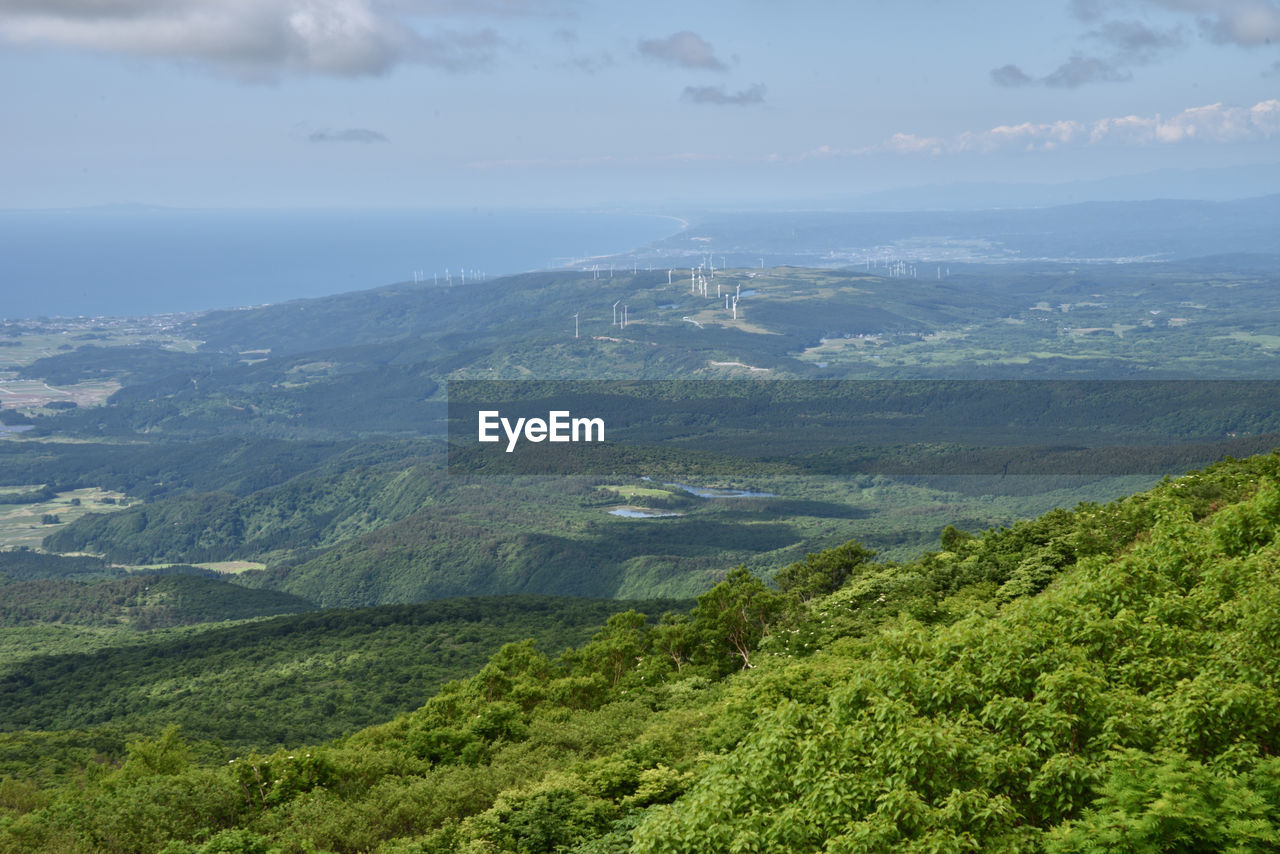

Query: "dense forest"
<box><xmin>6</xmin><ymin>259</ymin><xmax>1280</xmax><ymax>605</ymax></box>
<box><xmin>4</xmin><ymin>252</ymin><xmax>1280</xmax><ymax>851</ymax></box>
<box><xmin>2</xmin><ymin>451</ymin><xmax>1278</xmax><ymax>852</ymax></box>
<box><xmin>0</xmin><ymin>596</ymin><xmax>688</xmax><ymax>751</ymax></box>
<box><xmin>0</xmin><ymin>573</ymin><xmax>312</xmax><ymax>628</ymax></box>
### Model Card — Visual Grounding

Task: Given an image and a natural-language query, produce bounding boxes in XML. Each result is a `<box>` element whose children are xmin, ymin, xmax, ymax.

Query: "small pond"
<box><xmin>664</xmin><ymin>482</ymin><xmax>776</xmax><ymax>498</ymax></box>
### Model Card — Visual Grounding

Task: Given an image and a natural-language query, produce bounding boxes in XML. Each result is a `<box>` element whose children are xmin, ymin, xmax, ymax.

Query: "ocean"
<box><xmin>0</xmin><ymin>208</ymin><xmax>682</xmax><ymax>320</ymax></box>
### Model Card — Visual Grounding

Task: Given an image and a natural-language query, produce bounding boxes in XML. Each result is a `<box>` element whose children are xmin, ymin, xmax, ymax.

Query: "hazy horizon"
<box><xmin>6</xmin><ymin>162</ymin><xmax>1280</xmax><ymax>216</ymax></box>
<box><xmin>3</xmin><ymin>1</ymin><xmax>1278</xmax><ymax>211</ymax></box>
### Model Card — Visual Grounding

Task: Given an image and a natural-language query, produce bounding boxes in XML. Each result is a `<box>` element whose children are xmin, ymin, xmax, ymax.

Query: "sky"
<box><xmin>2</xmin><ymin>0</ymin><xmax>1278</xmax><ymax>209</ymax></box>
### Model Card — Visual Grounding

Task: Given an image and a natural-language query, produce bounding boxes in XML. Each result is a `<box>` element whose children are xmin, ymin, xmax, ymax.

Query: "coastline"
<box><xmin>0</xmin><ymin>208</ymin><xmax>687</xmax><ymax>321</ymax></box>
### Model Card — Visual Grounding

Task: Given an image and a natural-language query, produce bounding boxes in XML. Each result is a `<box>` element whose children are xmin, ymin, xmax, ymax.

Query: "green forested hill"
<box><xmin>40</xmin><ymin>457</ymin><xmax>443</xmax><ymax>565</ymax></box>
<box><xmin>0</xmin><ymin>550</ymin><xmax>118</xmax><ymax>582</ymax></box>
<box><xmin>251</xmin><ymin>477</ymin><xmax>807</xmax><ymax>605</ymax></box>
<box><xmin>0</xmin><ymin>596</ymin><xmax>684</xmax><ymax>751</ymax></box>
<box><xmin>0</xmin><ymin>436</ymin><xmax>363</xmax><ymax>501</ymax></box>
<box><xmin>3</xmin><ymin>451</ymin><xmax>1279</xmax><ymax>852</ymax></box>
<box><xmin>49</xmin><ymin>449</ymin><xmax>1131</xmax><ymax>606</ymax></box>
<box><xmin>23</xmin><ymin>258</ymin><xmax>1280</xmax><ymax>447</ymax></box>
<box><xmin>0</xmin><ymin>573</ymin><xmax>313</xmax><ymax>629</ymax></box>
<box><xmin>9</xmin><ymin>257</ymin><xmax>1280</xmax><ymax>609</ymax></box>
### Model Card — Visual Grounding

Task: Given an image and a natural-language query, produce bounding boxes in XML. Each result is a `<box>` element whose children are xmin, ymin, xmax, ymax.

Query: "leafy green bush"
<box><xmin>6</xmin><ymin>452</ymin><xmax>1280</xmax><ymax>853</ymax></box>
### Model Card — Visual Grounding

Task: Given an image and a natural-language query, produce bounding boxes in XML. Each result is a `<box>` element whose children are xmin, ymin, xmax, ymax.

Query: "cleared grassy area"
<box><xmin>0</xmin><ymin>322</ymin><xmax>200</xmax><ymax>418</ymax></box>
<box><xmin>0</xmin><ymin>484</ymin><xmax>45</xmax><ymax>497</ymax></box>
<box><xmin>1223</xmin><ymin>330</ymin><xmax>1280</xmax><ymax>349</ymax></box>
<box><xmin>0</xmin><ymin>322</ymin><xmax>198</xmax><ymax>415</ymax></box>
<box><xmin>0</xmin><ymin>487</ymin><xmax>133</xmax><ymax>550</ymax></box>
<box><xmin>0</xmin><ymin>328</ymin><xmax>198</xmax><ymax>371</ymax></box>
<box><xmin>120</xmin><ymin>560</ymin><xmax>267</xmax><ymax>576</ymax></box>
<box><xmin>599</xmin><ymin>484</ymin><xmax>672</xmax><ymax>499</ymax></box>
<box><xmin>0</xmin><ymin>378</ymin><xmax>120</xmax><ymax>410</ymax></box>
<box><xmin>0</xmin><ymin>332</ymin><xmax>87</xmax><ymax>369</ymax></box>
<box><xmin>196</xmin><ymin>560</ymin><xmax>266</xmax><ymax>575</ymax></box>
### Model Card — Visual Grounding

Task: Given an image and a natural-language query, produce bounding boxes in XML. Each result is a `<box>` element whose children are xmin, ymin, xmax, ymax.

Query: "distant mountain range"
<box><xmin>631</xmin><ymin>194</ymin><xmax>1280</xmax><ymax>266</ymax></box>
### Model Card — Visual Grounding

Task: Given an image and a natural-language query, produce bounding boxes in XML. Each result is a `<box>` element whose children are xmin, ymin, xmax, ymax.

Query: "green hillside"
<box><xmin>22</xmin><ymin>259</ymin><xmax>1280</xmax><ymax>446</ymax></box>
<box><xmin>0</xmin><ymin>573</ymin><xmax>313</xmax><ymax>629</ymax></box>
<box><xmin>39</xmin><ymin>438</ymin><xmax>1169</xmax><ymax>606</ymax></box>
<box><xmin>3</xmin><ymin>451</ymin><xmax>1279</xmax><ymax>852</ymax></box>
<box><xmin>39</xmin><ymin>457</ymin><xmax>443</xmax><ymax>565</ymax></box>
<box><xmin>5</xmin><ymin>258</ymin><xmax>1279</xmax><ymax>609</ymax></box>
<box><xmin>0</xmin><ymin>596</ymin><xmax>682</xmax><ymax>752</ymax></box>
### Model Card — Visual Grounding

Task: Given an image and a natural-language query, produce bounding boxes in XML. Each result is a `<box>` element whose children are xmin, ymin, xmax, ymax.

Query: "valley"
<box><xmin>1</xmin><ymin>204</ymin><xmax>1278</xmax><ymax>851</ymax></box>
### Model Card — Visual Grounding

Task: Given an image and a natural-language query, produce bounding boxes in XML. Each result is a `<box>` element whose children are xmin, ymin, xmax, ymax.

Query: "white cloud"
<box><xmin>471</xmin><ymin>99</ymin><xmax>1280</xmax><ymax>171</ymax></box>
<box><xmin>0</xmin><ymin>0</ymin><xmax>505</xmax><ymax>79</ymax></box>
<box><xmin>872</xmin><ymin>133</ymin><xmax>947</xmax><ymax>155</ymax></box>
<box><xmin>854</xmin><ymin>99</ymin><xmax>1280</xmax><ymax>156</ymax></box>
<box><xmin>380</xmin><ymin>0</ymin><xmax>571</xmax><ymax>15</ymax></box>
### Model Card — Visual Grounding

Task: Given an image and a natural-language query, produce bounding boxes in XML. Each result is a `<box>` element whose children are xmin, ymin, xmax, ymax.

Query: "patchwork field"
<box><xmin>0</xmin><ymin>486</ymin><xmax>133</xmax><ymax>550</ymax></box>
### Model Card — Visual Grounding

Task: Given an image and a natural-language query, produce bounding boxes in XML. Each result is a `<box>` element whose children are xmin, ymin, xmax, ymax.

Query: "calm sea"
<box><xmin>0</xmin><ymin>208</ymin><xmax>681</xmax><ymax>320</ymax></box>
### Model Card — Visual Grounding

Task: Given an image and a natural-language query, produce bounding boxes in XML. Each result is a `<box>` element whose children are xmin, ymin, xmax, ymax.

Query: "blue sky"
<box><xmin>2</xmin><ymin>0</ymin><xmax>1277</xmax><ymax>209</ymax></box>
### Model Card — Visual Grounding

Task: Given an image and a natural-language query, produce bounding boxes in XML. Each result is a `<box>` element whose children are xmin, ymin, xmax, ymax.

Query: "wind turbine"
<box><xmin>573</xmin><ymin>312</ymin><xmax>579</xmax><ymax>339</ymax></box>
<box><xmin>612</xmin><ymin>299</ymin><xmax>621</xmax><ymax>327</ymax></box>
